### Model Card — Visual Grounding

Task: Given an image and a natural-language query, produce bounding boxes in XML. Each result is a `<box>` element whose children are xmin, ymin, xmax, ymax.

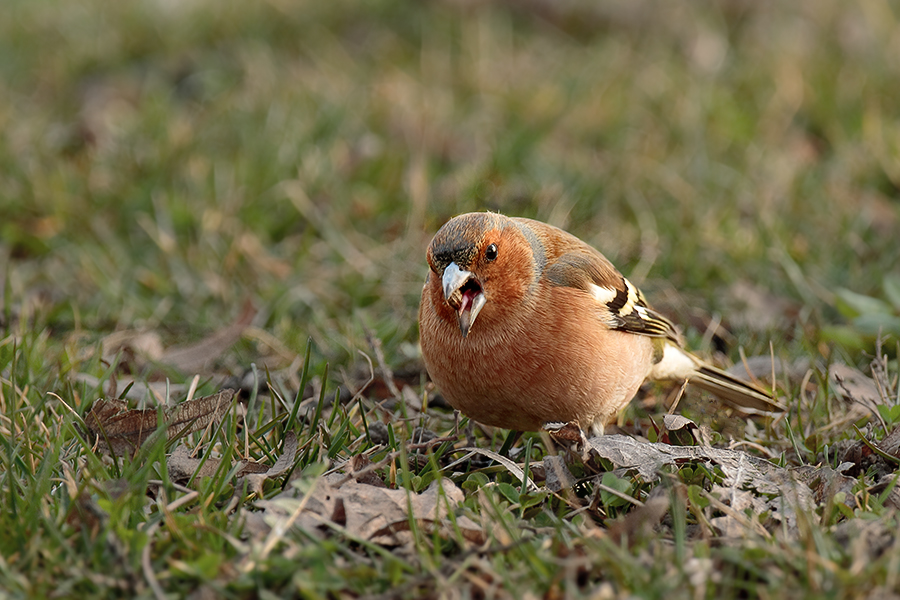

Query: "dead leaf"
<box><xmin>168</xmin><ymin>432</ymin><xmax>299</xmax><ymax>497</ymax></box>
<box><xmin>101</xmin><ymin>330</ymin><xmax>165</xmax><ymax>367</ymax></box>
<box><xmin>83</xmin><ymin>389</ymin><xmax>235</xmax><ymax>456</ymax></box>
<box><xmin>161</xmin><ymin>300</ymin><xmax>256</xmax><ymax>373</ymax></box>
<box><xmin>585</xmin><ymin>434</ymin><xmax>781</xmax><ymax>495</ymax></box>
<box><xmin>168</xmin><ymin>445</ymin><xmax>221</xmax><ymax>481</ymax></box>
<box><xmin>542</xmin><ymin>455</ymin><xmax>577</xmax><ymax>493</ymax></box>
<box><xmin>260</xmin><ymin>475</ymin><xmax>484</xmax><ymax>546</ymax></box>
<box><xmin>167</xmin><ymin>444</ymin><xmax>268</xmax><ymax>482</ymax></box>
<box><xmin>708</xmin><ymin>485</ymin><xmax>771</xmax><ymax>538</ymax></box>
<box><xmin>790</xmin><ymin>465</ymin><xmax>858</xmax><ymax>508</ymax></box>
<box><xmin>607</xmin><ymin>488</ymin><xmax>669</xmax><ymax>545</ymax></box>
<box><xmin>874</xmin><ymin>478</ymin><xmax>900</xmax><ymax>511</ymax></box>
<box><xmin>878</xmin><ymin>426</ymin><xmax>900</xmax><ymax>458</ymax></box>
<box><xmin>241</xmin><ymin>432</ymin><xmax>301</xmax><ymax>496</ymax></box>
<box><xmin>346</xmin><ymin>454</ymin><xmax>387</xmax><ymax>488</ymax></box>
<box><xmin>585</xmin><ymin>435</ymin><xmax>820</xmax><ymax>538</ymax></box>
<box><xmin>830</xmin><ymin>362</ymin><xmax>886</xmax><ymax>419</ymax></box>
<box><xmin>263</xmin><ymin>432</ymin><xmax>300</xmax><ymax>479</ymax></box>
<box><xmin>543</xmin><ymin>421</ymin><xmax>587</xmax><ymax>444</ymax></box>
<box><xmin>706</xmin><ymin>463</ymin><xmax>846</xmax><ymax>540</ymax></box>
<box><xmin>661</xmin><ymin>414</ymin><xmax>711</xmax><ymax>447</ymax></box>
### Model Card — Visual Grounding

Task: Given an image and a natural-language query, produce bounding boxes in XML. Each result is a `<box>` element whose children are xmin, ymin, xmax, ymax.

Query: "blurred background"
<box><xmin>2</xmin><ymin>0</ymin><xmax>899</xmax><ymax>392</ymax></box>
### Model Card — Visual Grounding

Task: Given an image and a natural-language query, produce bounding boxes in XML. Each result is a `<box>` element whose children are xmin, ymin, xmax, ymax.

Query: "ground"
<box><xmin>2</xmin><ymin>1</ymin><xmax>900</xmax><ymax>598</ymax></box>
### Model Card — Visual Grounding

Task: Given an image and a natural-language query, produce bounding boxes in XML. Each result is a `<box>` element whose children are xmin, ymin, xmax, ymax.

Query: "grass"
<box><xmin>2</xmin><ymin>0</ymin><xmax>900</xmax><ymax>598</ymax></box>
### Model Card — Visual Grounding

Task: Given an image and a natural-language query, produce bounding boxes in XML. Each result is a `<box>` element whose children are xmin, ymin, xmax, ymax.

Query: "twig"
<box><xmin>185</xmin><ymin>375</ymin><xmax>200</xmax><ymax>403</ymax></box>
<box><xmin>667</xmin><ymin>380</ymin><xmax>690</xmax><ymax>415</ymax></box>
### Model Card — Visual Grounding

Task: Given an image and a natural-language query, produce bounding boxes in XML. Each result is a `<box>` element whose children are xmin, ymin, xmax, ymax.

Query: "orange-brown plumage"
<box><xmin>418</xmin><ymin>212</ymin><xmax>784</xmax><ymax>434</ymax></box>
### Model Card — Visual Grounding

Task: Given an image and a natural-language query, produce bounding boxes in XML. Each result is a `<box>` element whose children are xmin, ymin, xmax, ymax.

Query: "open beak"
<box><xmin>442</xmin><ymin>262</ymin><xmax>486</xmax><ymax>338</ymax></box>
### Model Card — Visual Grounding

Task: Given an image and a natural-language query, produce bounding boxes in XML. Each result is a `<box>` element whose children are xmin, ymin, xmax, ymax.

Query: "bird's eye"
<box><xmin>485</xmin><ymin>243</ymin><xmax>498</xmax><ymax>261</ymax></box>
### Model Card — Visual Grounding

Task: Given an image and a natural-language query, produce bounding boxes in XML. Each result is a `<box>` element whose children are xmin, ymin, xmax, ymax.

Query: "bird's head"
<box><xmin>425</xmin><ymin>213</ymin><xmax>540</xmax><ymax>338</ymax></box>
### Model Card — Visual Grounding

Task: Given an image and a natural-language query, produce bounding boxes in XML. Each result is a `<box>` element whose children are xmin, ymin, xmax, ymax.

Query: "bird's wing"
<box><xmin>544</xmin><ymin>250</ymin><xmax>682</xmax><ymax>343</ymax></box>
<box><xmin>511</xmin><ymin>217</ymin><xmax>682</xmax><ymax>343</ymax></box>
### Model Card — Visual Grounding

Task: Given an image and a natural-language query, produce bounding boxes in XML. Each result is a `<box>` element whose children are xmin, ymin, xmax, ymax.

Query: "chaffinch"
<box><xmin>418</xmin><ymin>212</ymin><xmax>785</xmax><ymax>435</ymax></box>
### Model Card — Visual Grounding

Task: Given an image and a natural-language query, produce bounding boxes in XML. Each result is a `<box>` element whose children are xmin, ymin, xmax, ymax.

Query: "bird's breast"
<box><xmin>419</xmin><ymin>286</ymin><xmax>656</xmax><ymax>431</ymax></box>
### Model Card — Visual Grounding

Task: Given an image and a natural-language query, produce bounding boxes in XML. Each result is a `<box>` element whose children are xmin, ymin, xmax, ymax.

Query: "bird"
<box><xmin>418</xmin><ymin>212</ymin><xmax>785</xmax><ymax>436</ymax></box>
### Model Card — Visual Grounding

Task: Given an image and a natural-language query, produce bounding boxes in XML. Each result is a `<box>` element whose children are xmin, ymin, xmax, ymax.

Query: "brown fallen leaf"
<box><xmin>586</xmin><ymin>435</ymin><xmax>832</xmax><ymax>539</ymax></box>
<box><xmin>707</xmin><ymin>483</ymin><xmax>774</xmax><ymax>539</ymax></box>
<box><xmin>260</xmin><ymin>475</ymin><xmax>484</xmax><ymax>546</ymax></box>
<box><xmin>830</xmin><ymin>363</ymin><xmax>885</xmax><ymax>411</ymax></box>
<box><xmin>828</xmin><ymin>362</ymin><xmax>888</xmax><ymax>429</ymax></box>
<box><xmin>168</xmin><ymin>432</ymin><xmax>299</xmax><ymax>490</ymax></box>
<box><xmin>168</xmin><ymin>432</ymin><xmax>300</xmax><ymax>502</ymax></box>
<box><xmin>167</xmin><ymin>444</ymin><xmax>269</xmax><ymax>482</ymax></box>
<box><xmin>83</xmin><ymin>389</ymin><xmax>235</xmax><ymax>456</ymax></box>
<box><xmin>790</xmin><ymin>464</ymin><xmax>858</xmax><ymax>509</ymax></box>
<box><xmin>101</xmin><ymin>330</ymin><xmax>165</xmax><ymax>368</ymax></box>
<box><xmin>878</xmin><ymin>425</ymin><xmax>900</xmax><ymax>458</ymax></box>
<box><xmin>346</xmin><ymin>454</ymin><xmax>388</xmax><ymax>488</ymax></box>
<box><xmin>240</xmin><ymin>432</ymin><xmax>301</xmax><ymax>496</ymax></box>
<box><xmin>161</xmin><ymin>300</ymin><xmax>257</xmax><ymax>373</ymax></box>
<box><xmin>607</xmin><ymin>488</ymin><xmax>670</xmax><ymax>546</ymax></box>
<box><xmin>661</xmin><ymin>414</ymin><xmax>711</xmax><ymax>447</ymax></box>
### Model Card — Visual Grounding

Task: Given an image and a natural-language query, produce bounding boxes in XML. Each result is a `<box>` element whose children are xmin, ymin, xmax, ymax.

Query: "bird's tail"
<box><xmin>690</xmin><ymin>363</ymin><xmax>785</xmax><ymax>416</ymax></box>
<box><xmin>650</xmin><ymin>343</ymin><xmax>786</xmax><ymax>416</ymax></box>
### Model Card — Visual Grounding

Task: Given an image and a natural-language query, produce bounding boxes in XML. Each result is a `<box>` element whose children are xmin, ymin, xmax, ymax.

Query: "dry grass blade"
<box><xmin>443</xmin><ymin>447</ymin><xmax>539</xmax><ymax>492</ymax></box>
<box><xmin>141</xmin><ymin>520</ymin><xmax>166</xmax><ymax>600</ymax></box>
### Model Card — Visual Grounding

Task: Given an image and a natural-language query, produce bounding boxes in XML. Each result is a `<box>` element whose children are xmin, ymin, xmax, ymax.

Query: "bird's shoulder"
<box><xmin>511</xmin><ymin>217</ymin><xmax>681</xmax><ymax>341</ymax></box>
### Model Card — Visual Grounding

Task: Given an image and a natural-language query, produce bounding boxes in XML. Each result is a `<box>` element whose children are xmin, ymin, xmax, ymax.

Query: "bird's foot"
<box><xmin>542</xmin><ymin>421</ymin><xmax>591</xmax><ymax>462</ymax></box>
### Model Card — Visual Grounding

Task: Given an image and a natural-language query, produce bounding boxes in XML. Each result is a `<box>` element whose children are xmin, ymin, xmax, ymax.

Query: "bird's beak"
<box><xmin>442</xmin><ymin>262</ymin><xmax>486</xmax><ymax>338</ymax></box>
